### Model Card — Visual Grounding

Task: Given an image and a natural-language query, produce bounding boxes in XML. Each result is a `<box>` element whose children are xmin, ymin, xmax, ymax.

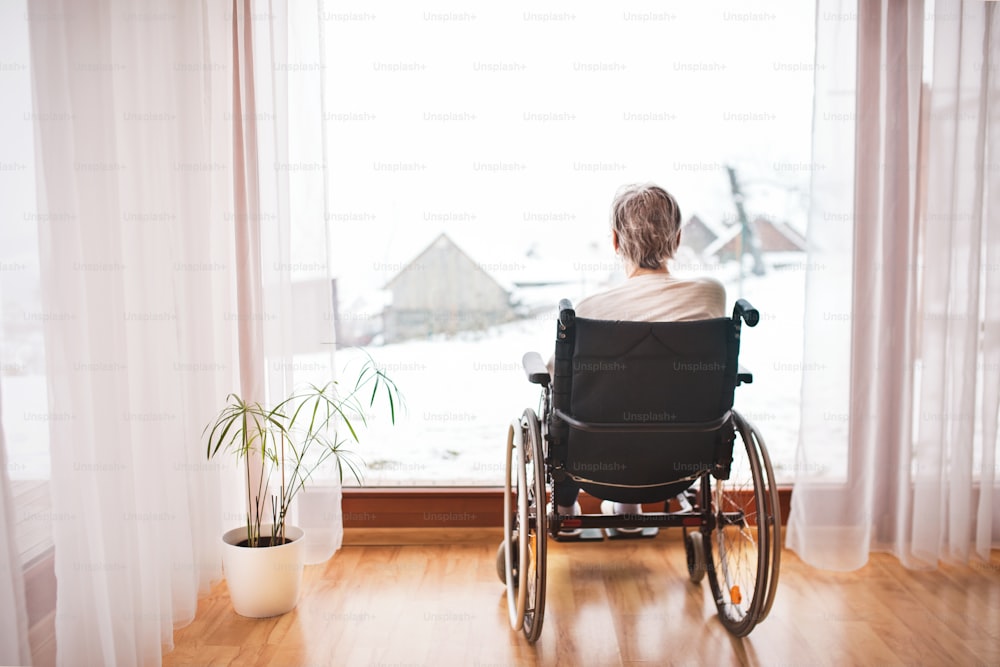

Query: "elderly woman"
<box><xmin>556</xmin><ymin>183</ymin><xmax>726</xmax><ymax>533</ymax></box>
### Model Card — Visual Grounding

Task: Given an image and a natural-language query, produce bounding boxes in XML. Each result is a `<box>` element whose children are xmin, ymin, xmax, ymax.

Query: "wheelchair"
<box><xmin>497</xmin><ymin>298</ymin><xmax>780</xmax><ymax>642</ymax></box>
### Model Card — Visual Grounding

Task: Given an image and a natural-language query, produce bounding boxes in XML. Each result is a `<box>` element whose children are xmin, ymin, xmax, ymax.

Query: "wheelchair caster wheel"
<box><xmin>684</xmin><ymin>528</ymin><xmax>706</xmax><ymax>583</ymax></box>
<box><xmin>496</xmin><ymin>541</ymin><xmax>512</xmax><ymax>584</ymax></box>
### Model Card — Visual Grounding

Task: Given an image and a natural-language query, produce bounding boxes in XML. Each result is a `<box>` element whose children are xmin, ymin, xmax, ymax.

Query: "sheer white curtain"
<box><xmin>251</xmin><ymin>0</ymin><xmax>343</xmax><ymax>560</ymax></box>
<box><xmin>26</xmin><ymin>0</ymin><xmax>337</xmax><ymax>662</ymax></box>
<box><xmin>28</xmin><ymin>2</ymin><xmax>238</xmax><ymax>663</ymax></box>
<box><xmin>0</xmin><ymin>383</ymin><xmax>30</xmax><ymax>667</ymax></box>
<box><xmin>913</xmin><ymin>0</ymin><xmax>999</xmax><ymax>565</ymax></box>
<box><xmin>788</xmin><ymin>0</ymin><xmax>999</xmax><ymax>570</ymax></box>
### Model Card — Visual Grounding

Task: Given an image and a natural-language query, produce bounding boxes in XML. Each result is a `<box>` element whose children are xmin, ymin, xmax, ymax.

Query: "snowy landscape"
<box><xmin>332</xmin><ymin>254</ymin><xmax>816</xmax><ymax>487</ymax></box>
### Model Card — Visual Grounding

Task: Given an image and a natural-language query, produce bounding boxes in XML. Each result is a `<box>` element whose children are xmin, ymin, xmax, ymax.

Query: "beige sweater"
<box><xmin>546</xmin><ymin>273</ymin><xmax>726</xmax><ymax>376</ymax></box>
<box><xmin>575</xmin><ymin>273</ymin><xmax>726</xmax><ymax>321</ymax></box>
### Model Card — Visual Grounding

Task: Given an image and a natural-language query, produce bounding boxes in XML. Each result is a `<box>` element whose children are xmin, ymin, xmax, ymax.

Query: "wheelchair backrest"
<box><xmin>549</xmin><ymin>312</ymin><xmax>742</xmax><ymax>503</ymax></box>
<box><xmin>567</xmin><ymin>317</ymin><xmax>737</xmax><ymax>423</ymax></box>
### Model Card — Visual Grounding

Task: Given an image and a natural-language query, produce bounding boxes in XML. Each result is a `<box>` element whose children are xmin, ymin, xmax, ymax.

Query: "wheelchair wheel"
<box><xmin>704</xmin><ymin>410</ymin><xmax>781</xmax><ymax>636</ymax></box>
<box><xmin>501</xmin><ymin>409</ymin><xmax>547</xmax><ymax>642</ymax></box>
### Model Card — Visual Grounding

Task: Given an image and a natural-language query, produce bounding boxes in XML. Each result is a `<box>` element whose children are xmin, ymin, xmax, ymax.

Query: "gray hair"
<box><xmin>610</xmin><ymin>183</ymin><xmax>682</xmax><ymax>270</ymax></box>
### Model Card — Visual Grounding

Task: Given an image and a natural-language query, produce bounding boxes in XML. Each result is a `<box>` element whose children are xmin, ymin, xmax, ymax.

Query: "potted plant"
<box><xmin>205</xmin><ymin>354</ymin><xmax>400</xmax><ymax>617</ymax></box>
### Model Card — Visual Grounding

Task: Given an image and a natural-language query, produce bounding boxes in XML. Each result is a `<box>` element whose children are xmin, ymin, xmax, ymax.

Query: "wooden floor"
<box><xmin>164</xmin><ymin>529</ymin><xmax>1000</xmax><ymax>667</ymax></box>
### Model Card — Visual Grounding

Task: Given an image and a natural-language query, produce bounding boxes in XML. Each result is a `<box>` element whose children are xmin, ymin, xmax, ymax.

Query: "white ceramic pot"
<box><xmin>221</xmin><ymin>524</ymin><xmax>305</xmax><ymax>618</ymax></box>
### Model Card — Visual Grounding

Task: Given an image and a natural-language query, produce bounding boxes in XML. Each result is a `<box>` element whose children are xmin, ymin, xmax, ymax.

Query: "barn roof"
<box><xmin>680</xmin><ymin>214</ymin><xmax>726</xmax><ymax>254</ymax></box>
<box><xmin>383</xmin><ymin>232</ymin><xmax>517</xmax><ymax>293</ymax></box>
<box><xmin>703</xmin><ymin>216</ymin><xmax>807</xmax><ymax>257</ymax></box>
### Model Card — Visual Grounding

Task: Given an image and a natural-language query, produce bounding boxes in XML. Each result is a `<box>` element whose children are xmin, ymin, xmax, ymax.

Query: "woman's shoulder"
<box><xmin>673</xmin><ymin>273</ymin><xmax>723</xmax><ymax>286</ymax></box>
<box><xmin>576</xmin><ymin>273</ymin><xmax>727</xmax><ymax>321</ymax></box>
<box><xmin>667</xmin><ymin>274</ymin><xmax>727</xmax><ymax>317</ymax></box>
<box><xmin>669</xmin><ymin>273</ymin><xmax>726</xmax><ymax>294</ymax></box>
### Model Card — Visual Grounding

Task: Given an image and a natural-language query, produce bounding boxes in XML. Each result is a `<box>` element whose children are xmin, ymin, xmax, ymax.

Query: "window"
<box><xmin>0</xmin><ymin>0</ymin><xmax>53</xmax><ymax>566</ymax></box>
<box><xmin>2</xmin><ymin>3</ymin><xmax>824</xmax><ymax>503</ymax></box>
<box><xmin>304</xmin><ymin>1</ymin><xmax>819</xmax><ymax>485</ymax></box>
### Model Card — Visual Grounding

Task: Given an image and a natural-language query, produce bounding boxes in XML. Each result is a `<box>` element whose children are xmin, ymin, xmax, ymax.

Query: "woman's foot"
<box><xmin>601</xmin><ymin>500</ymin><xmax>644</xmax><ymax>534</ymax></box>
<box><xmin>555</xmin><ymin>502</ymin><xmax>582</xmax><ymax>537</ymax></box>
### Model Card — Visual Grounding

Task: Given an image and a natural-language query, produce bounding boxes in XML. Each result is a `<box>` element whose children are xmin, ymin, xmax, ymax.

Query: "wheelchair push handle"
<box><xmin>733</xmin><ymin>299</ymin><xmax>759</xmax><ymax>327</ymax></box>
<box><xmin>558</xmin><ymin>299</ymin><xmax>575</xmax><ymax>329</ymax></box>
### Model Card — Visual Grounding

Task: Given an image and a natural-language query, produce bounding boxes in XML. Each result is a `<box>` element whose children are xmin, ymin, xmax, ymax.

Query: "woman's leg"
<box><xmin>553</xmin><ymin>479</ymin><xmax>580</xmax><ymax>510</ymax></box>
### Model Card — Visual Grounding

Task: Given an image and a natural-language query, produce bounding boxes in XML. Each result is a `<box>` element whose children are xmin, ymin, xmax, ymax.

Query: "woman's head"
<box><xmin>610</xmin><ymin>183</ymin><xmax>682</xmax><ymax>270</ymax></box>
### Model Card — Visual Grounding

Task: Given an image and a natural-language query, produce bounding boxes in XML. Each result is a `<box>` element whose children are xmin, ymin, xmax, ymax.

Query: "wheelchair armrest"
<box><xmin>733</xmin><ymin>299</ymin><xmax>759</xmax><ymax>327</ymax></box>
<box><xmin>737</xmin><ymin>364</ymin><xmax>753</xmax><ymax>385</ymax></box>
<box><xmin>522</xmin><ymin>352</ymin><xmax>551</xmax><ymax>386</ymax></box>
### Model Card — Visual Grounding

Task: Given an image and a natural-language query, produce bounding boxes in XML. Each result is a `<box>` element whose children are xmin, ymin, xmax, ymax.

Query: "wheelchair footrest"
<box><xmin>553</xmin><ymin>527</ymin><xmax>605</xmax><ymax>542</ymax></box>
<box><xmin>550</xmin><ymin>511</ymin><xmax>706</xmax><ymax>541</ymax></box>
<box><xmin>605</xmin><ymin>526</ymin><xmax>659</xmax><ymax>540</ymax></box>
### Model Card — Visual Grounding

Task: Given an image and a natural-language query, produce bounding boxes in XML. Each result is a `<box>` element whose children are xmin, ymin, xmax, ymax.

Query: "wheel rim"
<box><xmin>503</xmin><ymin>420</ymin><xmax>529</xmax><ymax>631</ymax></box>
<box><xmin>747</xmin><ymin>420</ymin><xmax>781</xmax><ymax>622</ymax></box>
<box><xmin>520</xmin><ymin>409</ymin><xmax>547</xmax><ymax>642</ymax></box>
<box><xmin>713</xmin><ymin>472</ymin><xmax>763</xmax><ymax>629</ymax></box>
<box><xmin>705</xmin><ymin>411</ymin><xmax>777</xmax><ymax>636</ymax></box>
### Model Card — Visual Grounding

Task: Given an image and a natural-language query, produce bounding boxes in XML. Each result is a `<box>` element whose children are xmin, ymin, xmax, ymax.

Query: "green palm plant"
<box><xmin>205</xmin><ymin>355</ymin><xmax>401</xmax><ymax>547</ymax></box>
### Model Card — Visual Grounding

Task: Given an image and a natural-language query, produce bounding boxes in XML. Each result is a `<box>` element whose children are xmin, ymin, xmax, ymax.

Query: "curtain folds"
<box><xmin>28</xmin><ymin>1</ymin><xmax>237</xmax><ymax>663</ymax></box>
<box><xmin>911</xmin><ymin>0</ymin><xmax>999</xmax><ymax>565</ymax></box>
<box><xmin>257</xmin><ymin>0</ymin><xmax>344</xmax><ymax>560</ymax></box>
<box><xmin>232</xmin><ymin>0</ymin><xmax>267</xmax><ymax>407</ymax></box>
<box><xmin>26</xmin><ymin>0</ymin><xmax>337</xmax><ymax>662</ymax></box>
<box><xmin>788</xmin><ymin>0</ymin><xmax>999</xmax><ymax>570</ymax></box>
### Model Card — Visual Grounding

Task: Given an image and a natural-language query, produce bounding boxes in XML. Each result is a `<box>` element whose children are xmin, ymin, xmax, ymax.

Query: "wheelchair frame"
<box><xmin>498</xmin><ymin>298</ymin><xmax>780</xmax><ymax>642</ymax></box>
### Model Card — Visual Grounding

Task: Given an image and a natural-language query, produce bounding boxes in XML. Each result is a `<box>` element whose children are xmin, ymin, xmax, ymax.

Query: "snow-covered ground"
<box><xmin>335</xmin><ymin>257</ymin><xmax>817</xmax><ymax>486</ymax></box>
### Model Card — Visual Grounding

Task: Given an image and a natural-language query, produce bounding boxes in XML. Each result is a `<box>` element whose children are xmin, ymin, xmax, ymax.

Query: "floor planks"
<box><xmin>163</xmin><ymin>529</ymin><xmax>1000</xmax><ymax>667</ymax></box>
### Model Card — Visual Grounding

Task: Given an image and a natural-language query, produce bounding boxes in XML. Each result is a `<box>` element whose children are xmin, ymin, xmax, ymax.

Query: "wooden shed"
<box><xmin>382</xmin><ymin>233</ymin><xmax>515</xmax><ymax>342</ymax></box>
